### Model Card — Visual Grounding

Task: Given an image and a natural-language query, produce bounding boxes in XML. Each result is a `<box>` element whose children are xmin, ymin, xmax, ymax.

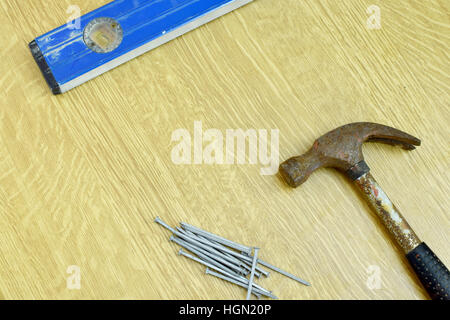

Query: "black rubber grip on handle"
<box><xmin>406</xmin><ymin>242</ymin><xmax>450</xmax><ymax>300</ymax></box>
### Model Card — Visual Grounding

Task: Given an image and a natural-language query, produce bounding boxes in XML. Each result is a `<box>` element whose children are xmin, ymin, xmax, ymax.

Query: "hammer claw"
<box><xmin>367</xmin><ymin>137</ymin><xmax>418</xmax><ymax>150</ymax></box>
<box><xmin>362</xmin><ymin>122</ymin><xmax>421</xmax><ymax>150</ymax></box>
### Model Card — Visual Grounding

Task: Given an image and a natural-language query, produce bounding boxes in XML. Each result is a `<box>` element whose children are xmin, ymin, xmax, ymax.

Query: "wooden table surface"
<box><xmin>0</xmin><ymin>0</ymin><xmax>448</xmax><ymax>300</ymax></box>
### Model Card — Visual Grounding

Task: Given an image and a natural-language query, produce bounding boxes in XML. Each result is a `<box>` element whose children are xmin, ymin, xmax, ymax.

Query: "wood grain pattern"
<box><xmin>0</xmin><ymin>0</ymin><xmax>448</xmax><ymax>299</ymax></box>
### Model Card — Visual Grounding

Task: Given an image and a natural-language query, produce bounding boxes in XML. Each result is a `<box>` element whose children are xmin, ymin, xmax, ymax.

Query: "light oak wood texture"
<box><xmin>0</xmin><ymin>0</ymin><xmax>448</xmax><ymax>300</ymax></box>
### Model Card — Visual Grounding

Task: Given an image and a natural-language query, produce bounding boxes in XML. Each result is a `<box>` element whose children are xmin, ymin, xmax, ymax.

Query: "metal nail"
<box><xmin>178</xmin><ymin>226</ymin><xmax>269</xmax><ymax>277</ymax></box>
<box><xmin>211</xmin><ymin>266</ymin><xmax>271</xmax><ymax>295</ymax></box>
<box><xmin>156</xmin><ymin>217</ymin><xmax>248</xmax><ymax>273</ymax></box>
<box><xmin>257</xmin><ymin>259</ymin><xmax>310</xmax><ymax>286</ymax></box>
<box><xmin>154</xmin><ymin>216</ymin><xmax>176</xmax><ymax>233</ymax></box>
<box><xmin>237</xmin><ymin>259</ymin><xmax>262</xmax><ymax>278</ymax></box>
<box><xmin>246</xmin><ymin>247</ymin><xmax>259</xmax><ymax>300</ymax></box>
<box><xmin>205</xmin><ymin>268</ymin><xmax>277</xmax><ymax>300</ymax></box>
<box><xmin>205</xmin><ymin>268</ymin><xmax>261</xmax><ymax>299</ymax></box>
<box><xmin>172</xmin><ymin>237</ymin><xmax>238</xmax><ymax>275</ymax></box>
<box><xmin>178</xmin><ymin>227</ymin><xmax>254</xmax><ymax>275</ymax></box>
<box><xmin>178</xmin><ymin>249</ymin><xmax>248</xmax><ymax>285</ymax></box>
<box><xmin>181</xmin><ymin>222</ymin><xmax>252</xmax><ymax>255</ymax></box>
<box><xmin>173</xmin><ymin>230</ymin><xmax>248</xmax><ymax>273</ymax></box>
<box><xmin>172</xmin><ymin>235</ymin><xmax>245</xmax><ymax>274</ymax></box>
<box><xmin>171</xmin><ymin>236</ymin><xmax>243</xmax><ymax>275</ymax></box>
<box><xmin>193</xmin><ymin>237</ymin><xmax>258</xmax><ymax>277</ymax></box>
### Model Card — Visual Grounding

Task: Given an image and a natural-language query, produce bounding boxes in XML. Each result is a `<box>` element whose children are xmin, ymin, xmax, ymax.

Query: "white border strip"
<box><xmin>60</xmin><ymin>0</ymin><xmax>253</xmax><ymax>93</ymax></box>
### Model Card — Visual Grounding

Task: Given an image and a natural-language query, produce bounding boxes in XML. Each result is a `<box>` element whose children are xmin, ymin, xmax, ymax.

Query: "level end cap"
<box><xmin>29</xmin><ymin>40</ymin><xmax>61</xmax><ymax>95</ymax></box>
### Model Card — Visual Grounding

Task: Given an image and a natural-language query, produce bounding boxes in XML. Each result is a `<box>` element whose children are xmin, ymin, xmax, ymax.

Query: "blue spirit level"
<box><xmin>29</xmin><ymin>0</ymin><xmax>253</xmax><ymax>94</ymax></box>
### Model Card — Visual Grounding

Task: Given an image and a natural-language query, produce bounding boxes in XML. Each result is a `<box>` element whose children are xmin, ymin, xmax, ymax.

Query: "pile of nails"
<box><xmin>155</xmin><ymin>217</ymin><xmax>310</xmax><ymax>300</ymax></box>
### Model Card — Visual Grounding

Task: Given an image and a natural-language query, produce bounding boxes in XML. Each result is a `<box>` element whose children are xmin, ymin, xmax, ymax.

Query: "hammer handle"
<box><xmin>354</xmin><ymin>172</ymin><xmax>450</xmax><ymax>300</ymax></box>
<box><xmin>407</xmin><ymin>242</ymin><xmax>450</xmax><ymax>300</ymax></box>
<box><xmin>354</xmin><ymin>172</ymin><xmax>421</xmax><ymax>253</ymax></box>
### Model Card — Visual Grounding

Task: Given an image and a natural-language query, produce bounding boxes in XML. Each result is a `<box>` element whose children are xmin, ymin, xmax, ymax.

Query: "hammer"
<box><xmin>279</xmin><ymin>122</ymin><xmax>449</xmax><ymax>300</ymax></box>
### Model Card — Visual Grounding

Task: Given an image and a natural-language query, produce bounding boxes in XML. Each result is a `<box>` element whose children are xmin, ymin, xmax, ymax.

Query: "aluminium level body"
<box><xmin>29</xmin><ymin>0</ymin><xmax>253</xmax><ymax>94</ymax></box>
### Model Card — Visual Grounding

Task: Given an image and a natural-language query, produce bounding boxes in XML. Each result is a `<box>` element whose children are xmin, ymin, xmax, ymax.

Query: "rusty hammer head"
<box><xmin>279</xmin><ymin>122</ymin><xmax>421</xmax><ymax>187</ymax></box>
